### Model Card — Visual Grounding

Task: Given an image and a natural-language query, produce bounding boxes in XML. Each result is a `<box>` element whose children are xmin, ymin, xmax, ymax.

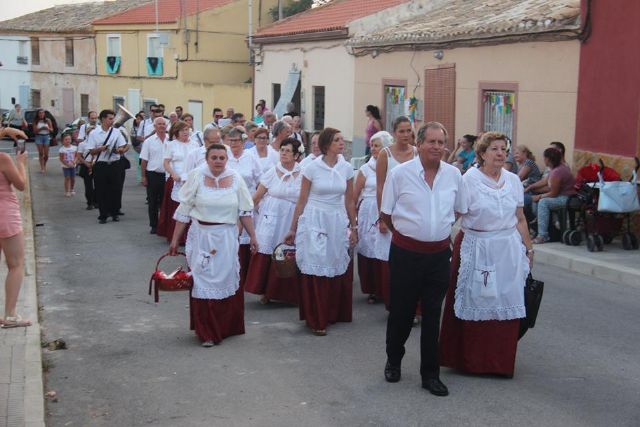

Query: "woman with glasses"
<box><xmin>245</xmin><ymin>137</ymin><xmax>303</xmax><ymax>305</ymax></box>
<box><xmin>225</xmin><ymin>127</ymin><xmax>262</xmax><ymax>288</ymax></box>
<box><xmin>283</xmin><ymin>128</ymin><xmax>358</xmax><ymax>336</ymax></box>
<box><xmin>169</xmin><ymin>144</ymin><xmax>257</xmax><ymax>347</ymax></box>
<box><xmin>248</xmin><ymin>128</ymin><xmax>279</xmax><ymax>173</ymax></box>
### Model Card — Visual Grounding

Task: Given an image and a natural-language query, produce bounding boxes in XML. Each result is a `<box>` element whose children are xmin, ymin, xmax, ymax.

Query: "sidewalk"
<box><xmin>0</xmin><ymin>163</ymin><xmax>45</xmax><ymax>427</ymax></box>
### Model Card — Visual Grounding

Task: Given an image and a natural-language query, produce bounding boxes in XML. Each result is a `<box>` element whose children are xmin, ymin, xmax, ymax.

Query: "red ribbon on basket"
<box><xmin>148</xmin><ymin>252</ymin><xmax>193</xmax><ymax>303</ymax></box>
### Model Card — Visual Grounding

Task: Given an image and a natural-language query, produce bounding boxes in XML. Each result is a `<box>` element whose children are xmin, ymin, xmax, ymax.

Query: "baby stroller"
<box><xmin>563</xmin><ymin>158</ymin><xmax>640</xmax><ymax>252</ymax></box>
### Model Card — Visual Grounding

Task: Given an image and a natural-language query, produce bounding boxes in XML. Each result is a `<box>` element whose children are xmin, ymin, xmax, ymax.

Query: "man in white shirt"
<box><xmin>76</xmin><ymin>111</ymin><xmax>98</xmax><ymax>143</ymax></box>
<box><xmin>184</xmin><ymin>127</ymin><xmax>230</xmax><ymax>173</ymax></box>
<box><xmin>87</xmin><ymin>109</ymin><xmax>128</xmax><ymax>224</ymax></box>
<box><xmin>140</xmin><ymin>117</ymin><xmax>169</xmax><ymax>234</ymax></box>
<box><xmin>380</xmin><ymin>122</ymin><xmax>462</xmax><ymax>397</ymax></box>
<box><xmin>203</xmin><ymin>108</ymin><xmax>224</xmax><ymax>131</ymax></box>
<box><xmin>137</xmin><ymin>104</ymin><xmax>169</xmax><ymax>143</ymax></box>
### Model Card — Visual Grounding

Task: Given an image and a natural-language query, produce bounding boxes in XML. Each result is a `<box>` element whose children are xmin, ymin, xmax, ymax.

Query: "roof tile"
<box><xmin>93</xmin><ymin>0</ymin><xmax>235</xmax><ymax>25</ymax></box>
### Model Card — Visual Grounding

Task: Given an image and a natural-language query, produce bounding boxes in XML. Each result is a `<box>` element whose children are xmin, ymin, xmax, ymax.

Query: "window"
<box><xmin>17</xmin><ymin>41</ymin><xmax>28</xmax><ymax>64</ymax></box>
<box><xmin>107</xmin><ymin>34</ymin><xmax>121</xmax><ymax>56</ymax></box>
<box><xmin>313</xmin><ymin>86</ymin><xmax>325</xmax><ymax>130</ymax></box>
<box><xmin>31</xmin><ymin>90</ymin><xmax>41</xmax><ymax>108</ymax></box>
<box><xmin>31</xmin><ymin>37</ymin><xmax>40</xmax><ymax>65</ymax></box>
<box><xmin>272</xmin><ymin>83</ymin><xmax>281</xmax><ymax>109</ymax></box>
<box><xmin>113</xmin><ymin>96</ymin><xmax>125</xmax><ymax>112</ymax></box>
<box><xmin>383</xmin><ymin>81</ymin><xmax>407</xmax><ymax>131</ymax></box>
<box><xmin>147</xmin><ymin>34</ymin><xmax>161</xmax><ymax>58</ymax></box>
<box><xmin>65</xmin><ymin>38</ymin><xmax>74</xmax><ymax>66</ymax></box>
<box><xmin>80</xmin><ymin>94</ymin><xmax>89</xmax><ymax>116</ymax></box>
<box><xmin>479</xmin><ymin>84</ymin><xmax>517</xmax><ymax>141</ymax></box>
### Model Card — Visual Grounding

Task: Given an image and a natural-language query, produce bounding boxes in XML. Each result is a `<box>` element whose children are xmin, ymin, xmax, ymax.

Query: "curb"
<box><xmin>534</xmin><ymin>244</ymin><xmax>640</xmax><ymax>289</ymax></box>
<box><xmin>20</xmin><ymin>162</ymin><xmax>46</xmax><ymax>427</ymax></box>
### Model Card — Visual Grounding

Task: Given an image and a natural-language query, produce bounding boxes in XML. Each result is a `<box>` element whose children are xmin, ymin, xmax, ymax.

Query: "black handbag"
<box><xmin>518</xmin><ymin>272</ymin><xmax>544</xmax><ymax>339</ymax></box>
<box><xmin>120</xmin><ymin>155</ymin><xmax>131</xmax><ymax>170</ymax></box>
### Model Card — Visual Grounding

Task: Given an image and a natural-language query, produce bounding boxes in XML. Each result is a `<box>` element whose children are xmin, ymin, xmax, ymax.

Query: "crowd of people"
<box><xmin>2</xmin><ymin>99</ymin><xmax>576</xmax><ymax>396</ymax></box>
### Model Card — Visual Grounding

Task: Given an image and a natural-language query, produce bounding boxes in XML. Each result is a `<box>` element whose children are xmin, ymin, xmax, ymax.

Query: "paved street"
<box><xmin>29</xmin><ymin>154</ymin><xmax>640</xmax><ymax>427</ymax></box>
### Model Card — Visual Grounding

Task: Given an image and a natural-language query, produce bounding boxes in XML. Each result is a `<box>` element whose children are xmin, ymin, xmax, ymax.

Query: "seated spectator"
<box><xmin>447</xmin><ymin>134</ymin><xmax>477</xmax><ymax>172</ymax></box>
<box><xmin>531</xmin><ymin>147</ymin><xmax>576</xmax><ymax>243</ymax></box>
<box><xmin>514</xmin><ymin>145</ymin><xmax>542</xmax><ymax>186</ymax></box>
<box><xmin>523</xmin><ymin>141</ymin><xmax>567</xmax><ymax>221</ymax></box>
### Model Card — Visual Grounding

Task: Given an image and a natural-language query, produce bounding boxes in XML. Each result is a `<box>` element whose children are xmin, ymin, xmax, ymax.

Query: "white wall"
<box><xmin>0</xmin><ymin>36</ymin><xmax>32</xmax><ymax>110</ymax></box>
<box><xmin>254</xmin><ymin>40</ymin><xmax>355</xmax><ymax>140</ymax></box>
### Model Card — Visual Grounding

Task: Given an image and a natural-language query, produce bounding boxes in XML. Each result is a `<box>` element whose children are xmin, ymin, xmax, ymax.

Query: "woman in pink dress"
<box><xmin>364</xmin><ymin>105</ymin><xmax>383</xmax><ymax>155</ymax></box>
<box><xmin>0</xmin><ymin>151</ymin><xmax>31</xmax><ymax>328</ymax></box>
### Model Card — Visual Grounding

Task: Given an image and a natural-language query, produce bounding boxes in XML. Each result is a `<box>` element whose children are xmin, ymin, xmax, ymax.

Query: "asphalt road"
<box><xmin>29</xmin><ymin>153</ymin><xmax>640</xmax><ymax>427</ymax></box>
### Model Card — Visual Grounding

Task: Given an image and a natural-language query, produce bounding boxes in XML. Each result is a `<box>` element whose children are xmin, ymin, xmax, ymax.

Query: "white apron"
<box><xmin>454</xmin><ymin>227</ymin><xmax>529</xmax><ymax>321</ymax></box>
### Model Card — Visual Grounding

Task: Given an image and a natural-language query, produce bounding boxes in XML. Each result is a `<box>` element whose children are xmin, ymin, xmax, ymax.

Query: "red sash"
<box><xmin>391</xmin><ymin>231</ymin><xmax>449</xmax><ymax>254</ymax></box>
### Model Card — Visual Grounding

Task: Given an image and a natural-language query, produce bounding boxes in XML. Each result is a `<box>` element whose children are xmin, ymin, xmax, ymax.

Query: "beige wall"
<box><xmin>31</xmin><ymin>33</ymin><xmax>96</xmax><ymax>75</ymax></box>
<box><xmin>254</xmin><ymin>40</ymin><xmax>355</xmax><ymax>139</ymax></box>
<box><xmin>32</xmin><ymin>73</ymin><xmax>97</xmax><ymax>123</ymax></box>
<box><xmin>353</xmin><ymin>40</ymin><xmax>580</xmax><ymax>165</ymax></box>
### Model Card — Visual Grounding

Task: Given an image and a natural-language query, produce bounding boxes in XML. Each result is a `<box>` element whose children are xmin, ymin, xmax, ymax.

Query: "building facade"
<box><xmin>0</xmin><ymin>35</ymin><xmax>32</xmax><ymax>110</ymax></box>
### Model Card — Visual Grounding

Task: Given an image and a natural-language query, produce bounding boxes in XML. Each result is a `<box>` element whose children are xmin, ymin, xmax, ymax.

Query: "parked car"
<box><xmin>23</xmin><ymin>109</ymin><xmax>59</xmax><ymax>142</ymax></box>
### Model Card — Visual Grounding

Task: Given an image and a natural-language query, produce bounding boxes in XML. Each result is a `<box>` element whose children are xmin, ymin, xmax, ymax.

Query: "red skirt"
<box><xmin>238</xmin><ymin>244</ymin><xmax>251</xmax><ymax>291</ymax></box>
<box><xmin>439</xmin><ymin>232</ymin><xmax>520</xmax><ymax>377</ymax></box>
<box><xmin>244</xmin><ymin>253</ymin><xmax>300</xmax><ymax>305</ymax></box>
<box><xmin>156</xmin><ymin>178</ymin><xmax>174</xmax><ymax>238</ymax></box>
<box><xmin>189</xmin><ymin>291</ymin><xmax>245</xmax><ymax>344</ymax></box>
<box><xmin>298</xmin><ymin>272</ymin><xmax>352</xmax><ymax>331</ymax></box>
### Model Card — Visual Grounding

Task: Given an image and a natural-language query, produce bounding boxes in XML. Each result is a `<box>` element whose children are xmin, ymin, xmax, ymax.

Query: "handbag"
<box><xmin>597</xmin><ymin>170</ymin><xmax>639</xmax><ymax>213</ymax></box>
<box><xmin>148</xmin><ymin>252</ymin><xmax>193</xmax><ymax>303</ymax></box>
<box><xmin>120</xmin><ymin>155</ymin><xmax>131</xmax><ymax>170</ymax></box>
<box><xmin>518</xmin><ymin>272</ymin><xmax>544</xmax><ymax>340</ymax></box>
<box><xmin>77</xmin><ymin>164</ymin><xmax>88</xmax><ymax>179</ymax></box>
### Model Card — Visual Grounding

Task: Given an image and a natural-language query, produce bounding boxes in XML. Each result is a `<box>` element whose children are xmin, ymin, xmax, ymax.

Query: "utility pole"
<box><xmin>278</xmin><ymin>0</ymin><xmax>283</xmax><ymax>20</ymax></box>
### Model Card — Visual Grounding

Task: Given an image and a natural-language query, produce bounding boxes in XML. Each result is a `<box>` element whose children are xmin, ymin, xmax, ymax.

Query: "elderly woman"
<box><xmin>284</xmin><ymin>128</ymin><xmax>358</xmax><ymax>336</ymax></box>
<box><xmin>439</xmin><ymin>131</ymin><xmax>533</xmax><ymax>377</ymax></box>
<box><xmin>225</xmin><ymin>127</ymin><xmax>262</xmax><ymax>287</ymax></box>
<box><xmin>169</xmin><ymin>144</ymin><xmax>257</xmax><ymax>347</ymax></box>
<box><xmin>354</xmin><ymin>131</ymin><xmax>393</xmax><ymax>304</ymax></box>
<box><xmin>375</xmin><ymin>116</ymin><xmax>417</xmax><ymax>310</ymax></box>
<box><xmin>271</xmin><ymin>120</ymin><xmax>292</xmax><ymax>152</ymax></box>
<box><xmin>245</xmin><ymin>137</ymin><xmax>304</xmax><ymax>305</ymax></box>
<box><xmin>248</xmin><ymin>128</ymin><xmax>279</xmax><ymax>173</ymax></box>
<box><xmin>514</xmin><ymin>145</ymin><xmax>542</xmax><ymax>186</ymax></box>
<box><xmin>244</xmin><ymin>121</ymin><xmax>258</xmax><ymax>149</ymax></box>
<box><xmin>531</xmin><ymin>147</ymin><xmax>576</xmax><ymax>243</ymax></box>
<box><xmin>157</xmin><ymin>121</ymin><xmax>199</xmax><ymax>240</ymax></box>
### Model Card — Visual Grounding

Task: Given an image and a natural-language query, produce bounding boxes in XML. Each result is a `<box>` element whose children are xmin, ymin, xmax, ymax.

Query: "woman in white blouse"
<box><xmin>157</xmin><ymin>121</ymin><xmax>199</xmax><ymax>241</ymax></box>
<box><xmin>169</xmin><ymin>144</ymin><xmax>257</xmax><ymax>347</ymax></box>
<box><xmin>225</xmin><ymin>127</ymin><xmax>262</xmax><ymax>288</ymax></box>
<box><xmin>248</xmin><ymin>128</ymin><xmax>279</xmax><ymax>174</ymax></box>
<box><xmin>299</xmin><ymin>132</ymin><xmax>320</xmax><ymax>169</ymax></box>
<box><xmin>353</xmin><ymin>131</ymin><xmax>392</xmax><ymax>304</ymax></box>
<box><xmin>439</xmin><ymin>132</ymin><xmax>534</xmax><ymax>377</ymax></box>
<box><xmin>284</xmin><ymin>128</ymin><xmax>358</xmax><ymax>336</ymax></box>
<box><xmin>245</xmin><ymin>137</ymin><xmax>304</xmax><ymax>305</ymax></box>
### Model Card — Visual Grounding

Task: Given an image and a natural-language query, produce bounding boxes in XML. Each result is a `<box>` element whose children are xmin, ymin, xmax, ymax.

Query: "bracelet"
<box><xmin>527</xmin><ymin>248</ymin><xmax>534</xmax><ymax>255</ymax></box>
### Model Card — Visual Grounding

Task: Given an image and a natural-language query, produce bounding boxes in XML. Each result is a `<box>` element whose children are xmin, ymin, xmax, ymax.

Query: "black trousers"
<box><xmin>82</xmin><ymin>170</ymin><xmax>96</xmax><ymax>207</ymax></box>
<box><xmin>93</xmin><ymin>162</ymin><xmax>122</xmax><ymax>220</ymax></box>
<box><xmin>146</xmin><ymin>171</ymin><xmax>165</xmax><ymax>228</ymax></box>
<box><xmin>386</xmin><ymin>243</ymin><xmax>451</xmax><ymax>380</ymax></box>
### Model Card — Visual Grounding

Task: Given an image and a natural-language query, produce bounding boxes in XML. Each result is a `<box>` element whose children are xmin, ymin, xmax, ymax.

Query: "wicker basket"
<box><xmin>272</xmin><ymin>243</ymin><xmax>298</xmax><ymax>279</ymax></box>
<box><xmin>148</xmin><ymin>252</ymin><xmax>193</xmax><ymax>303</ymax></box>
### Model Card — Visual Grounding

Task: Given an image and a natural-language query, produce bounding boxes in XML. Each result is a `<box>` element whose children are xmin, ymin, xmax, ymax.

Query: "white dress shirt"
<box><xmin>86</xmin><ymin>126</ymin><xmax>127</xmax><ymax>163</ymax></box>
<box><xmin>137</xmin><ymin>117</ymin><xmax>169</xmax><ymax>139</ymax></box>
<box><xmin>381</xmin><ymin>158</ymin><xmax>462</xmax><ymax>242</ymax></box>
<box><xmin>77</xmin><ymin>122</ymin><xmax>97</xmax><ymax>142</ymax></box>
<box><xmin>140</xmin><ymin>134</ymin><xmax>168</xmax><ymax>173</ymax></box>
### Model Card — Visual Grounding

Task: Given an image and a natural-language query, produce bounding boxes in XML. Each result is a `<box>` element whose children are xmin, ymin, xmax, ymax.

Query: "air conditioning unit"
<box><xmin>16</xmin><ymin>56</ymin><xmax>28</xmax><ymax>64</ymax></box>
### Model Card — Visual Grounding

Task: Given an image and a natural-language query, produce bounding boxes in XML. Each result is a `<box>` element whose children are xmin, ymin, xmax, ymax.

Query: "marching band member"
<box><xmin>136</xmin><ymin>104</ymin><xmax>168</xmax><ymax>144</ymax></box>
<box><xmin>140</xmin><ymin>117</ymin><xmax>169</xmax><ymax>234</ymax></box>
<box><xmin>245</xmin><ymin>137</ymin><xmax>303</xmax><ymax>305</ymax></box>
<box><xmin>76</xmin><ymin>111</ymin><xmax>98</xmax><ymax>143</ymax></box>
<box><xmin>76</xmin><ymin>125</ymin><xmax>96</xmax><ymax>210</ymax></box>
<box><xmin>284</xmin><ymin>128</ymin><xmax>357</xmax><ymax>336</ymax></box>
<box><xmin>169</xmin><ymin>144</ymin><xmax>257</xmax><ymax>347</ymax></box>
<box><xmin>86</xmin><ymin>109</ymin><xmax>128</xmax><ymax>224</ymax></box>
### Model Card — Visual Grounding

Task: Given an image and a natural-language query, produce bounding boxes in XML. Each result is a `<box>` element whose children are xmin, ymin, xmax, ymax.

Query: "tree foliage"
<box><xmin>268</xmin><ymin>0</ymin><xmax>316</xmax><ymax>21</ymax></box>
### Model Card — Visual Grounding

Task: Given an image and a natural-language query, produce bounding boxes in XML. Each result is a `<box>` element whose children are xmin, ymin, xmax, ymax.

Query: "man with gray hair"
<box><xmin>380</xmin><ymin>122</ymin><xmax>463</xmax><ymax>397</ymax></box>
<box><xmin>184</xmin><ymin>127</ymin><xmax>231</xmax><ymax>173</ymax></box>
<box><xmin>140</xmin><ymin>117</ymin><xmax>169</xmax><ymax>234</ymax></box>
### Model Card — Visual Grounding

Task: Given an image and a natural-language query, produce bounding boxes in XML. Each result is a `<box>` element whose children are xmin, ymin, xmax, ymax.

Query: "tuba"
<box><xmin>114</xmin><ymin>104</ymin><xmax>134</xmax><ymax>128</ymax></box>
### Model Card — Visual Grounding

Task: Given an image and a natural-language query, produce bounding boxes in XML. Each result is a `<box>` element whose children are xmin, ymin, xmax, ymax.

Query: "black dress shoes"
<box><xmin>86</xmin><ymin>205</ymin><xmax>93</xmax><ymax>211</ymax></box>
<box><xmin>98</xmin><ymin>218</ymin><xmax>107</xmax><ymax>224</ymax></box>
<box><xmin>422</xmin><ymin>378</ymin><xmax>449</xmax><ymax>397</ymax></box>
<box><xmin>116</xmin><ymin>211</ymin><xmax>125</xmax><ymax>216</ymax></box>
<box><xmin>112</xmin><ymin>216</ymin><xmax>120</xmax><ymax>222</ymax></box>
<box><xmin>150</xmin><ymin>227</ymin><xmax>157</xmax><ymax>234</ymax></box>
<box><xmin>384</xmin><ymin>361</ymin><xmax>401</xmax><ymax>383</ymax></box>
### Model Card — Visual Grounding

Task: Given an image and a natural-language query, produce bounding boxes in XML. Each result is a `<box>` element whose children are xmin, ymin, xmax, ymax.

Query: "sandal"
<box><xmin>532</xmin><ymin>236</ymin><xmax>549</xmax><ymax>244</ymax></box>
<box><xmin>311</xmin><ymin>329</ymin><xmax>327</xmax><ymax>336</ymax></box>
<box><xmin>367</xmin><ymin>295</ymin><xmax>377</xmax><ymax>304</ymax></box>
<box><xmin>1</xmin><ymin>315</ymin><xmax>31</xmax><ymax>329</ymax></box>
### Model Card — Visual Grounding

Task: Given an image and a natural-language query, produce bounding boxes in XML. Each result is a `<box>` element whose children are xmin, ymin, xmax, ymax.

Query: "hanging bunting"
<box><xmin>146</xmin><ymin>57</ymin><xmax>163</xmax><ymax>76</ymax></box>
<box><xmin>106</xmin><ymin>56</ymin><xmax>121</xmax><ymax>74</ymax></box>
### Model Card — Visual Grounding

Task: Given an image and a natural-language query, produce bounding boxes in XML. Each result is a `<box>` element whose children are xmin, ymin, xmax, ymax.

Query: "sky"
<box><xmin>2</xmin><ymin>0</ymin><xmax>106</xmax><ymax>21</ymax></box>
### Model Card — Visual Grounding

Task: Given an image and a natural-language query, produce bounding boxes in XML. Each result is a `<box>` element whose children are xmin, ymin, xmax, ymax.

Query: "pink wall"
<box><xmin>574</xmin><ymin>0</ymin><xmax>640</xmax><ymax>157</ymax></box>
